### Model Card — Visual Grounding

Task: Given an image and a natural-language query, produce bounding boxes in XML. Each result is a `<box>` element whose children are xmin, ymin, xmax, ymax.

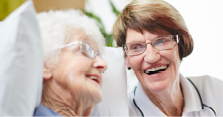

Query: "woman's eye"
<box><xmin>132</xmin><ymin>46</ymin><xmax>139</xmax><ymax>49</ymax></box>
<box><xmin>156</xmin><ymin>40</ymin><xmax>164</xmax><ymax>45</ymax></box>
<box><xmin>155</xmin><ymin>38</ymin><xmax>170</xmax><ymax>46</ymax></box>
<box><xmin>130</xmin><ymin>44</ymin><xmax>144</xmax><ymax>50</ymax></box>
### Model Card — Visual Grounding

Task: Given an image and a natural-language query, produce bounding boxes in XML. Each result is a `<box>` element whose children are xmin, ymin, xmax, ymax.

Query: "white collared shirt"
<box><xmin>128</xmin><ymin>73</ymin><xmax>223</xmax><ymax>116</ymax></box>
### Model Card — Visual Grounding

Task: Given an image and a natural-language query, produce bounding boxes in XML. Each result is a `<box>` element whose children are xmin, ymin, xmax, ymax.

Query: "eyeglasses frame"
<box><xmin>122</xmin><ymin>35</ymin><xmax>180</xmax><ymax>56</ymax></box>
<box><xmin>59</xmin><ymin>41</ymin><xmax>100</xmax><ymax>59</ymax></box>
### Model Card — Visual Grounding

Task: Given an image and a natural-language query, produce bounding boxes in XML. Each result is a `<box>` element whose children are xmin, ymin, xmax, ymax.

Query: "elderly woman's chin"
<box><xmin>141</xmin><ymin>78</ymin><xmax>175</xmax><ymax>93</ymax></box>
<box><xmin>89</xmin><ymin>86</ymin><xmax>103</xmax><ymax>105</ymax></box>
<box><xmin>86</xmin><ymin>78</ymin><xmax>103</xmax><ymax>104</ymax></box>
<box><xmin>94</xmin><ymin>90</ymin><xmax>103</xmax><ymax>104</ymax></box>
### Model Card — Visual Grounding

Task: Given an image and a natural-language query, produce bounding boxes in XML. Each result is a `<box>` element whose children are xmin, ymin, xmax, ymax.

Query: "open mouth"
<box><xmin>144</xmin><ymin>65</ymin><xmax>168</xmax><ymax>75</ymax></box>
<box><xmin>90</xmin><ymin>76</ymin><xmax>99</xmax><ymax>83</ymax></box>
<box><xmin>87</xmin><ymin>75</ymin><xmax>101</xmax><ymax>85</ymax></box>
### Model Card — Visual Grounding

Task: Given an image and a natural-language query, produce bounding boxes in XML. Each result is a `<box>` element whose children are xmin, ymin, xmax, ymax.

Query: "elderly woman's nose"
<box><xmin>144</xmin><ymin>45</ymin><xmax>160</xmax><ymax>63</ymax></box>
<box><xmin>93</xmin><ymin>56</ymin><xmax>107</xmax><ymax>72</ymax></box>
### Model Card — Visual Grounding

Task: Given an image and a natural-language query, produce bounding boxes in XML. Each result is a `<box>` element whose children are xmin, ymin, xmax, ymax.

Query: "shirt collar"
<box><xmin>134</xmin><ymin>73</ymin><xmax>202</xmax><ymax>116</ymax></box>
<box><xmin>135</xmin><ymin>83</ymin><xmax>166</xmax><ymax>116</ymax></box>
<box><xmin>179</xmin><ymin>74</ymin><xmax>202</xmax><ymax>113</ymax></box>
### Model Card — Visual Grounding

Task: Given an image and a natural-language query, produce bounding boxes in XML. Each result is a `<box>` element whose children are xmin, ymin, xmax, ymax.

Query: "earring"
<box><xmin>128</xmin><ymin>67</ymin><xmax>131</xmax><ymax>70</ymax></box>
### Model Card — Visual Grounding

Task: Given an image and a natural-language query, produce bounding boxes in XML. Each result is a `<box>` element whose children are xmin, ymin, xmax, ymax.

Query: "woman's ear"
<box><xmin>125</xmin><ymin>57</ymin><xmax>131</xmax><ymax>69</ymax></box>
<box><xmin>43</xmin><ymin>68</ymin><xmax>52</xmax><ymax>80</ymax></box>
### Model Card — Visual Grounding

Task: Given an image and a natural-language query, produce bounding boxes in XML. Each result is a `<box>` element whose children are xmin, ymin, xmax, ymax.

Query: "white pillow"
<box><xmin>91</xmin><ymin>47</ymin><xmax>129</xmax><ymax>116</ymax></box>
<box><xmin>0</xmin><ymin>1</ymin><xmax>43</xmax><ymax>116</ymax></box>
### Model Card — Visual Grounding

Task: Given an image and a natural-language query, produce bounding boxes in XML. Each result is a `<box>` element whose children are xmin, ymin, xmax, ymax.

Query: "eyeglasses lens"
<box><xmin>153</xmin><ymin>37</ymin><xmax>175</xmax><ymax>50</ymax></box>
<box><xmin>127</xmin><ymin>43</ymin><xmax>146</xmax><ymax>55</ymax></box>
<box><xmin>125</xmin><ymin>36</ymin><xmax>178</xmax><ymax>55</ymax></box>
<box><xmin>81</xmin><ymin>42</ymin><xmax>95</xmax><ymax>59</ymax></box>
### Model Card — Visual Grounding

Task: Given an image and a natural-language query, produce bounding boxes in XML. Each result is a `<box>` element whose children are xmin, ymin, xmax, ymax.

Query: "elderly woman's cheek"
<box><xmin>173</xmin><ymin>47</ymin><xmax>181</xmax><ymax>73</ymax></box>
<box><xmin>127</xmin><ymin>56</ymin><xmax>142</xmax><ymax>71</ymax></box>
<box><xmin>63</xmin><ymin>65</ymin><xmax>103</xmax><ymax>104</ymax></box>
<box><xmin>66</xmin><ymin>71</ymin><xmax>85</xmax><ymax>90</ymax></box>
<box><xmin>127</xmin><ymin>56</ymin><xmax>145</xmax><ymax>83</ymax></box>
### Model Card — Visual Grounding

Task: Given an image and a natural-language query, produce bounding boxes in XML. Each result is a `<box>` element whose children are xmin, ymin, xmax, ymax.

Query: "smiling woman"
<box><xmin>34</xmin><ymin>10</ymin><xmax>107</xmax><ymax>116</ymax></box>
<box><xmin>113</xmin><ymin>0</ymin><xmax>223</xmax><ymax>116</ymax></box>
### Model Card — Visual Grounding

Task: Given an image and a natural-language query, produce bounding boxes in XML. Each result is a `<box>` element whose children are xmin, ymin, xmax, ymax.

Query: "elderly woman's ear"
<box><xmin>125</xmin><ymin>57</ymin><xmax>131</xmax><ymax>70</ymax></box>
<box><xmin>43</xmin><ymin>68</ymin><xmax>52</xmax><ymax>80</ymax></box>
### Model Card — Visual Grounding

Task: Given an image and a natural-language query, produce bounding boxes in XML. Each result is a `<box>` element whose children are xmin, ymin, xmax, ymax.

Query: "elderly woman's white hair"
<box><xmin>37</xmin><ymin>9</ymin><xmax>105</xmax><ymax>66</ymax></box>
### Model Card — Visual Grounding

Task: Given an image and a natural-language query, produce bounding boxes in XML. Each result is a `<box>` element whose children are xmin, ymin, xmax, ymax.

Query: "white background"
<box><xmin>86</xmin><ymin>0</ymin><xmax>223</xmax><ymax>92</ymax></box>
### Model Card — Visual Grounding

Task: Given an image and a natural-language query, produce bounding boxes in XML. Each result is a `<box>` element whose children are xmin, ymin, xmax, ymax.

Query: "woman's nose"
<box><xmin>93</xmin><ymin>56</ymin><xmax>107</xmax><ymax>72</ymax></box>
<box><xmin>143</xmin><ymin>44</ymin><xmax>160</xmax><ymax>63</ymax></box>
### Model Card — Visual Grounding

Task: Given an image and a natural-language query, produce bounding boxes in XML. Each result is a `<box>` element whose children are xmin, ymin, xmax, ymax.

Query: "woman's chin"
<box><xmin>90</xmin><ymin>88</ymin><xmax>103</xmax><ymax>105</ymax></box>
<box><xmin>91</xmin><ymin>96</ymin><xmax>102</xmax><ymax>107</ymax></box>
<box><xmin>142</xmin><ymin>81</ymin><xmax>170</xmax><ymax>93</ymax></box>
<box><xmin>149</xmin><ymin>86</ymin><xmax>169</xmax><ymax>93</ymax></box>
<box><xmin>94</xmin><ymin>94</ymin><xmax>102</xmax><ymax>104</ymax></box>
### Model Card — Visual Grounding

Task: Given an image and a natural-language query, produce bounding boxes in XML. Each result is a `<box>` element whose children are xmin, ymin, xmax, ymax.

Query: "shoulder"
<box><xmin>128</xmin><ymin>92</ymin><xmax>135</xmax><ymax>111</ymax></box>
<box><xmin>188</xmin><ymin>75</ymin><xmax>223</xmax><ymax>109</ymax></box>
<box><xmin>128</xmin><ymin>92</ymin><xmax>138</xmax><ymax>116</ymax></box>
<box><xmin>128</xmin><ymin>91</ymin><xmax>135</xmax><ymax>108</ymax></box>
<box><xmin>34</xmin><ymin>104</ymin><xmax>61</xmax><ymax>116</ymax></box>
<box><xmin>188</xmin><ymin>75</ymin><xmax>223</xmax><ymax>89</ymax></box>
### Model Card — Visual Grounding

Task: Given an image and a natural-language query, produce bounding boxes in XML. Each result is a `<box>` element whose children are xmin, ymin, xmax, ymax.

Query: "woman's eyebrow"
<box><xmin>156</xmin><ymin>34</ymin><xmax>173</xmax><ymax>37</ymax></box>
<box><xmin>128</xmin><ymin>36</ymin><xmax>147</xmax><ymax>42</ymax></box>
<box><xmin>78</xmin><ymin>35</ymin><xmax>88</xmax><ymax>40</ymax></box>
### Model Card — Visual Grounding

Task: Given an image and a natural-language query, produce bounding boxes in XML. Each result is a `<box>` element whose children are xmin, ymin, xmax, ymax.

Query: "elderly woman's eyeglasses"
<box><xmin>123</xmin><ymin>35</ymin><xmax>180</xmax><ymax>56</ymax></box>
<box><xmin>59</xmin><ymin>41</ymin><xmax>100</xmax><ymax>59</ymax></box>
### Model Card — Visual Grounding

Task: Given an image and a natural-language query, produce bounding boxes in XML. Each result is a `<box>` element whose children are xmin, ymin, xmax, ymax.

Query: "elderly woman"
<box><xmin>113</xmin><ymin>0</ymin><xmax>223</xmax><ymax>116</ymax></box>
<box><xmin>34</xmin><ymin>10</ymin><xmax>107</xmax><ymax>116</ymax></box>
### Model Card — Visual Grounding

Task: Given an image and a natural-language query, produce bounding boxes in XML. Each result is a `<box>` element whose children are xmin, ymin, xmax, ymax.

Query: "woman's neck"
<box><xmin>143</xmin><ymin>82</ymin><xmax>184</xmax><ymax>116</ymax></box>
<box><xmin>41</xmin><ymin>84</ymin><xmax>93</xmax><ymax>116</ymax></box>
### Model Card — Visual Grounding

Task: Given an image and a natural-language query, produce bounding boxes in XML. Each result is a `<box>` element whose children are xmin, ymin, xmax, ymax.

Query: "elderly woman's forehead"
<box><xmin>83</xmin><ymin>37</ymin><xmax>99</xmax><ymax>50</ymax></box>
<box><xmin>68</xmin><ymin>34</ymin><xmax>94</xmax><ymax>43</ymax></box>
<box><xmin>68</xmin><ymin>33</ymin><xmax>98</xmax><ymax>48</ymax></box>
<box><xmin>65</xmin><ymin>29</ymin><xmax>101</xmax><ymax>52</ymax></box>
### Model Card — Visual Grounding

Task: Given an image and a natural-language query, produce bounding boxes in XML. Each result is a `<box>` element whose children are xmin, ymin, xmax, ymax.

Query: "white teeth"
<box><xmin>146</xmin><ymin>65</ymin><xmax>167</xmax><ymax>73</ymax></box>
<box><xmin>90</xmin><ymin>76</ymin><xmax>97</xmax><ymax>80</ymax></box>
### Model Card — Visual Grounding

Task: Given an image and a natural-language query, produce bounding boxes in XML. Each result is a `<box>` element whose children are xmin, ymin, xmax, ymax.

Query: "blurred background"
<box><xmin>1</xmin><ymin>0</ymin><xmax>223</xmax><ymax>92</ymax></box>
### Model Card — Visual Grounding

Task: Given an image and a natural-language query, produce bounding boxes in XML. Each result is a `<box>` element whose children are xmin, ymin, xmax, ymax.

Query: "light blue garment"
<box><xmin>34</xmin><ymin>103</ymin><xmax>61</xmax><ymax>116</ymax></box>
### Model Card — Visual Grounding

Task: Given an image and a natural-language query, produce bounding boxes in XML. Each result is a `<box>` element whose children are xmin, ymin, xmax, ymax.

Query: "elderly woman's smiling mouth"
<box><xmin>144</xmin><ymin>64</ymin><xmax>169</xmax><ymax>75</ymax></box>
<box><xmin>86</xmin><ymin>74</ymin><xmax>102</xmax><ymax>87</ymax></box>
